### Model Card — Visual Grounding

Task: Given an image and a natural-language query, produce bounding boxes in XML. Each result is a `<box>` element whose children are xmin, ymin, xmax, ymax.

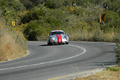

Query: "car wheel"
<box><xmin>66</xmin><ymin>42</ymin><xmax>69</xmax><ymax>44</ymax></box>
<box><xmin>48</xmin><ymin>40</ymin><xmax>52</xmax><ymax>45</ymax></box>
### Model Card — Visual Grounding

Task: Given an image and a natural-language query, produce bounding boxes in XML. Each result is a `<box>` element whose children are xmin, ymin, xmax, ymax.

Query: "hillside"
<box><xmin>0</xmin><ymin>10</ymin><xmax>27</xmax><ymax>62</ymax></box>
<box><xmin>0</xmin><ymin>0</ymin><xmax>120</xmax><ymax>41</ymax></box>
<box><xmin>0</xmin><ymin>1</ymin><xmax>120</xmax><ymax>79</ymax></box>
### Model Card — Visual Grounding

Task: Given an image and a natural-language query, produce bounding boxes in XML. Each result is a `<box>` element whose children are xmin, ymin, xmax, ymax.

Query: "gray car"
<box><xmin>47</xmin><ymin>30</ymin><xmax>69</xmax><ymax>45</ymax></box>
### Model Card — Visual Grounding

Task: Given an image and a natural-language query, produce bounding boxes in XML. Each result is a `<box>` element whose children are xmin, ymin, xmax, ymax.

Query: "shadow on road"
<box><xmin>39</xmin><ymin>44</ymin><xmax>60</xmax><ymax>46</ymax></box>
<box><xmin>90</xmin><ymin>61</ymin><xmax>116</xmax><ymax>67</ymax></box>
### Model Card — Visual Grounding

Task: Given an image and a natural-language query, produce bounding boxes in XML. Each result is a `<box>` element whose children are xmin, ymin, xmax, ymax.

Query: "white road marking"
<box><xmin>0</xmin><ymin>44</ymin><xmax>86</xmax><ymax>71</ymax></box>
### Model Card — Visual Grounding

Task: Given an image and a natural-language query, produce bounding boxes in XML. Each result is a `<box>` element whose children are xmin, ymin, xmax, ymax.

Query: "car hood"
<box><xmin>49</xmin><ymin>34</ymin><xmax>65</xmax><ymax>39</ymax></box>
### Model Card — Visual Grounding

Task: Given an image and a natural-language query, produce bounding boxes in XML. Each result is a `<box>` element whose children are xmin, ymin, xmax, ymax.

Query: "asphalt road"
<box><xmin>0</xmin><ymin>41</ymin><xmax>116</xmax><ymax>80</ymax></box>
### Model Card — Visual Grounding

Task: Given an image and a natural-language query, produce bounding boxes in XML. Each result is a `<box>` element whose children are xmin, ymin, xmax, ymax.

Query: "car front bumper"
<box><xmin>50</xmin><ymin>39</ymin><xmax>69</xmax><ymax>44</ymax></box>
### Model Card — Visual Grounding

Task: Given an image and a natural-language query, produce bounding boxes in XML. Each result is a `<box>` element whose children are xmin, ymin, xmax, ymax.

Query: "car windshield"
<box><xmin>50</xmin><ymin>32</ymin><xmax>64</xmax><ymax>35</ymax></box>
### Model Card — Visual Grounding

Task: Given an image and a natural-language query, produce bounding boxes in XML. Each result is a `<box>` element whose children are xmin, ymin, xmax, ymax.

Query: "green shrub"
<box><xmin>0</xmin><ymin>0</ymin><xmax>25</xmax><ymax>11</ymax></box>
<box><xmin>108</xmin><ymin>1</ymin><xmax>120</xmax><ymax>15</ymax></box>
<box><xmin>20</xmin><ymin>0</ymin><xmax>33</xmax><ymax>9</ymax></box>
<box><xmin>63</xmin><ymin>0</ymin><xmax>71</xmax><ymax>6</ymax></box>
<box><xmin>92</xmin><ymin>29</ymin><xmax>103</xmax><ymax>41</ymax></box>
<box><xmin>115</xmin><ymin>36</ymin><xmax>120</xmax><ymax>64</ymax></box>
<box><xmin>45</xmin><ymin>16</ymin><xmax>61</xmax><ymax>27</ymax></box>
<box><xmin>0</xmin><ymin>0</ymin><xmax>26</xmax><ymax>26</ymax></box>
<box><xmin>44</xmin><ymin>9</ymin><xmax>67</xmax><ymax>27</ymax></box>
<box><xmin>21</xmin><ymin>9</ymin><xmax>45</xmax><ymax>23</ymax></box>
<box><xmin>106</xmin><ymin>67</ymin><xmax>119</xmax><ymax>71</ymax></box>
<box><xmin>103</xmin><ymin>10</ymin><xmax>120</xmax><ymax>28</ymax></box>
<box><xmin>29</xmin><ymin>0</ymin><xmax>44</xmax><ymax>6</ymax></box>
<box><xmin>0</xmin><ymin>0</ymin><xmax>120</xmax><ymax>42</ymax></box>
<box><xmin>0</xmin><ymin>0</ymin><xmax>8</xmax><ymax>7</ymax></box>
<box><xmin>44</xmin><ymin>0</ymin><xmax>58</xmax><ymax>9</ymax></box>
<box><xmin>24</xmin><ymin>21</ymin><xmax>44</xmax><ymax>40</ymax></box>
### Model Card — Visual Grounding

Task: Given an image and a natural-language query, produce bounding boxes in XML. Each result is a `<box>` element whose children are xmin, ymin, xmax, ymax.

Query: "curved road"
<box><xmin>0</xmin><ymin>41</ymin><xmax>116</xmax><ymax>80</ymax></box>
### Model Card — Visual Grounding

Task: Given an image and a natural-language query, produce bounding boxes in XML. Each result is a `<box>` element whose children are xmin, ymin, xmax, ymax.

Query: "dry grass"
<box><xmin>72</xmin><ymin>66</ymin><xmax>120</xmax><ymax>80</ymax></box>
<box><xmin>0</xmin><ymin>33</ymin><xmax>26</xmax><ymax>61</ymax></box>
<box><xmin>0</xmin><ymin>18</ymin><xmax>27</xmax><ymax>62</ymax></box>
<box><xmin>68</xmin><ymin>27</ymin><xmax>118</xmax><ymax>42</ymax></box>
<box><xmin>69</xmin><ymin>30</ymin><xmax>93</xmax><ymax>41</ymax></box>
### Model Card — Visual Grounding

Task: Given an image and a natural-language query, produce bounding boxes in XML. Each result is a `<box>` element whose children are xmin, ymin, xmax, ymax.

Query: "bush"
<box><xmin>115</xmin><ymin>36</ymin><xmax>120</xmax><ymax>64</ymax></box>
<box><xmin>0</xmin><ymin>18</ymin><xmax>27</xmax><ymax>61</ymax></box>
<box><xmin>24</xmin><ymin>21</ymin><xmax>44</xmax><ymax>40</ymax></box>
<box><xmin>0</xmin><ymin>0</ymin><xmax>25</xmax><ymax>11</ymax></box>
<box><xmin>44</xmin><ymin>9</ymin><xmax>66</xmax><ymax>27</ymax></box>
<box><xmin>45</xmin><ymin>16</ymin><xmax>61</xmax><ymax>28</ymax></box>
<box><xmin>103</xmin><ymin>10</ymin><xmax>120</xmax><ymax>28</ymax></box>
<box><xmin>21</xmin><ymin>9</ymin><xmax>45</xmax><ymax>23</ymax></box>
<box><xmin>106</xmin><ymin>67</ymin><xmax>119</xmax><ymax>71</ymax></box>
<box><xmin>44</xmin><ymin>0</ymin><xmax>58</xmax><ymax>9</ymax></box>
<box><xmin>1</xmin><ymin>0</ymin><xmax>120</xmax><ymax>43</ymax></box>
<box><xmin>107</xmin><ymin>1</ymin><xmax>120</xmax><ymax>15</ymax></box>
<box><xmin>20</xmin><ymin>0</ymin><xmax>33</xmax><ymax>9</ymax></box>
<box><xmin>29</xmin><ymin>0</ymin><xmax>44</xmax><ymax>6</ymax></box>
<box><xmin>0</xmin><ymin>0</ymin><xmax>26</xmax><ymax>26</ymax></box>
<box><xmin>93</xmin><ymin>30</ymin><xmax>103</xmax><ymax>41</ymax></box>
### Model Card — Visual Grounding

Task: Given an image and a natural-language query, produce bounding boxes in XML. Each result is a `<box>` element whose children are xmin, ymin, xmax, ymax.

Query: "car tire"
<box><xmin>48</xmin><ymin>40</ymin><xmax>52</xmax><ymax>45</ymax></box>
<box><xmin>66</xmin><ymin>42</ymin><xmax>69</xmax><ymax>44</ymax></box>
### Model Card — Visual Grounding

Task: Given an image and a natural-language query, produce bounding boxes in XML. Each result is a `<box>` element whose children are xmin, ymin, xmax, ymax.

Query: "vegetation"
<box><xmin>0</xmin><ymin>17</ymin><xmax>27</xmax><ymax>61</ymax></box>
<box><xmin>0</xmin><ymin>0</ymin><xmax>120</xmax><ymax>41</ymax></box>
<box><xmin>0</xmin><ymin>1</ymin><xmax>119</xmax><ymax>79</ymax></box>
<box><xmin>72</xmin><ymin>66</ymin><xmax>120</xmax><ymax>80</ymax></box>
<box><xmin>0</xmin><ymin>0</ymin><xmax>120</xmax><ymax>61</ymax></box>
<box><xmin>115</xmin><ymin>37</ymin><xmax>120</xmax><ymax>64</ymax></box>
<box><xmin>106</xmin><ymin>67</ymin><xmax>119</xmax><ymax>71</ymax></box>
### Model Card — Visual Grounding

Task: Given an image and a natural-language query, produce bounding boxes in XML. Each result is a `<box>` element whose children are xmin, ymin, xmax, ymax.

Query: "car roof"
<box><xmin>50</xmin><ymin>30</ymin><xmax>64</xmax><ymax>33</ymax></box>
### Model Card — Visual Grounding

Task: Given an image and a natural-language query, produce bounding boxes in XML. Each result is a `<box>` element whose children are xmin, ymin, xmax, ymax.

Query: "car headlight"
<box><xmin>51</xmin><ymin>37</ymin><xmax>55</xmax><ymax>41</ymax></box>
<box><xmin>64</xmin><ymin>36</ymin><xmax>69</xmax><ymax>40</ymax></box>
